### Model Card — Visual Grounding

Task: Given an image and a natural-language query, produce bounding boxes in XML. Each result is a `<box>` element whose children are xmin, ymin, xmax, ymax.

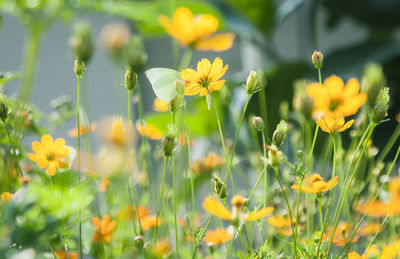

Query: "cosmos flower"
<box><xmin>191</xmin><ymin>152</ymin><xmax>224</xmax><ymax>175</ymax></box>
<box><xmin>68</xmin><ymin>122</ymin><xmax>96</xmax><ymax>137</ymax></box>
<box><xmin>1</xmin><ymin>192</ymin><xmax>13</xmax><ymax>202</ymax></box>
<box><xmin>291</xmin><ymin>174</ymin><xmax>338</xmax><ymax>194</ymax></box>
<box><xmin>135</xmin><ymin>122</ymin><xmax>163</xmax><ymax>140</ymax></box>
<box><xmin>323</xmin><ymin>222</ymin><xmax>359</xmax><ymax>246</ymax></box>
<box><xmin>204</xmin><ymin>228</ymin><xmax>231</xmax><ymax>245</ymax></box>
<box><xmin>316</xmin><ymin>116</ymin><xmax>354</xmax><ymax>134</ymax></box>
<box><xmin>92</xmin><ymin>215</ymin><xmax>117</xmax><ymax>244</ymax></box>
<box><xmin>152</xmin><ymin>98</ymin><xmax>170</xmax><ymax>112</ymax></box>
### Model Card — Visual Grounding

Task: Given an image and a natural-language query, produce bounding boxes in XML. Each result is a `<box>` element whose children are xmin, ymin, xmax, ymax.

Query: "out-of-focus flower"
<box><xmin>111</xmin><ymin>116</ymin><xmax>127</xmax><ymax>146</ymax></box>
<box><xmin>348</xmin><ymin>246</ymin><xmax>378</xmax><ymax>259</ymax></box>
<box><xmin>267</xmin><ymin>215</ymin><xmax>293</xmax><ymax>228</ymax></box>
<box><xmin>192</xmin><ymin>152</ymin><xmax>224</xmax><ymax>175</ymax></box>
<box><xmin>28</xmin><ymin>134</ymin><xmax>70</xmax><ymax>176</ymax></box>
<box><xmin>396</xmin><ymin>113</ymin><xmax>400</xmax><ymax>123</ymax></box>
<box><xmin>118</xmin><ymin>205</ymin><xmax>162</xmax><ymax>231</ymax></box>
<box><xmin>68</xmin><ymin>122</ymin><xmax>96</xmax><ymax>137</ymax></box>
<box><xmin>152</xmin><ymin>240</ymin><xmax>172</xmax><ymax>257</ymax></box>
<box><xmin>361</xmin><ymin>63</ymin><xmax>386</xmax><ymax>107</ymax></box>
<box><xmin>204</xmin><ymin>228</ymin><xmax>231</xmax><ymax>245</ymax></box>
<box><xmin>181</xmin><ymin>57</ymin><xmax>228</xmax><ymax>97</ymax></box>
<box><xmin>159</xmin><ymin>7</ymin><xmax>235</xmax><ymax>52</ymax></box>
<box><xmin>316</xmin><ymin>116</ymin><xmax>354</xmax><ymax>134</ymax></box>
<box><xmin>1</xmin><ymin>192</ymin><xmax>13</xmax><ymax>202</ymax></box>
<box><xmin>152</xmin><ymin>98</ymin><xmax>170</xmax><ymax>112</ymax></box>
<box><xmin>69</xmin><ymin>21</ymin><xmax>93</xmax><ymax>63</ymax></box>
<box><xmin>323</xmin><ymin>222</ymin><xmax>359</xmax><ymax>246</ymax></box>
<box><xmin>381</xmin><ymin>241</ymin><xmax>400</xmax><ymax>259</ymax></box>
<box><xmin>99</xmin><ymin>22</ymin><xmax>131</xmax><ymax>58</ymax></box>
<box><xmin>92</xmin><ymin>215</ymin><xmax>117</xmax><ymax>244</ymax></box>
<box><xmin>99</xmin><ymin>179</ymin><xmax>111</xmax><ymax>192</ymax></box>
<box><xmin>55</xmin><ymin>250</ymin><xmax>80</xmax><ymax>259</ymax></box>
<box><xmin>307</xmin><ymin>75</ymin><xmax>367</xmax><ymax>119</ymax></box>
<box><xmin>291</xmin><ymin>174</ymin><xmax>338</xmax><ymax>194</ymax></box>
<box><xmin>136</xmin><ymin>122</ymin><xmax>163</xmax><ymax>140</ymax></box>
<box><xmin>357</xmin><ymin>223</ymin><xmax>382</xmax><ymax>236</ymax></box>
<box><xmin>370</xmin><ymin>87</ymin><xmax>390</xmax><ymax>124</ymax></box>
<box><xmin>293</xmin><ymin>79</ymin><xmax>314</xmax><ymax>119</ymax></box>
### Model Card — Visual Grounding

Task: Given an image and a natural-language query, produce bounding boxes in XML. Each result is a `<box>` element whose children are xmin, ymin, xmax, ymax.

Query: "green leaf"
<box><xmin>145</xmin><ymin>67</ymin><xmax>180</xmax><ymax>101</ymax></box>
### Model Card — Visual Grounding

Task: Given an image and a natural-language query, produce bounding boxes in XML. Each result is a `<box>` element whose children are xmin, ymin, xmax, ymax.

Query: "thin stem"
<box><xmin>76</xmin><ymin>73</ymin><xmax>83</xmax><ymax>259</ymax></box>
<box><xmin>248</xmin><ymin>163</ymin><xmax>269</xmax><ymax>202</ymax></box>
<box><xmin>178</xmin><ymin>47</ymin><xmax>193</xmax><ymax>70</ymax></box>
<box><xmin>317</xmin><ymin>196</ymin><xmax>323</xmax><ymax>229</ymax></box>
<box><xmin>59</xmin><ymin>234</ymin><xmax>70</xmax><ymax>259</ymax></box>
<box><xmin>361</xmin><ymin>217</ymin><xmax>388</xmax><ymax>256</ymax></box>
<box><xmin>294</xmin><ymin>177</ymin><xmax>303</xmax><ymax>248</ymax></box>
<box><xmin>3</xmin><ymin>120</ymin><xmax>23</xmax><ymax>177</ymax></box>
<box><xmin>318</xmin><ymin>68</ymin><xmax>322</xmax><ymax>85</ymax></box>
<box><xmin>261</xmin><ymin>131</ymin><xmax>268</xmax><ymax>206</ymax></box>
<box><xmin>173</xmin><ymin>151</ymin><xmax>179</xmax><ymax>258</ymax></box>
<box><xmin>225</xmin><ymin>228</ymin><xmax>238</xmax><ymax>259</ymax></box>
<box><xmin>154</xmin><ymin>158</ymin><xmax>169</xmax><ymax>244</ymax></box>
<box><xmin>128</xmin><ymin>90</ymin><xmax>133</xmax><ymax>158</ymax></box>
<box><xmin>377</xmin><ymin>123</ymin><xmax>400</xmax><ymax>163</ymax></box>
<box><xmin>307</xmin><ymin>125</ymin><xmax>319</xmax><ymax>169</ymax></box>
<box><xmin>184</xmin><ymin>103</ymin><xmax>196</xmax><ymax>218</ymax></box>
<box><xmin>127</xmin><ymin>183</ymin><xmax>138</xmax><ymax>236</ymax></box>
<box><xmin>258</xmin><ymin>85</ymin><xmax>269</xmax><ymax>138</ymax></box>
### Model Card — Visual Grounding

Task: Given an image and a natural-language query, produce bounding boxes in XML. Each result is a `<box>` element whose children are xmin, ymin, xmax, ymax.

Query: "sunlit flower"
<box><xmin>181</xmin><ymin>57</ymin><xmax>228</xmax><ymax>98</ymax></box>
<box><xmin>92</xmin><ymin>215</ymin><xmax>117</xmax><ymax>244</ymax></box>
<box><xmin>291</xmin><ymin>174</ymin><xmax>338</xmax><ymax>194</ymax></box>
<box><xmin>192</xmin><ymin>152</ymin><xmax>224</xmax><ymax>175</ymax></box>
<box><xmin>68</xmin><ymin>122</ymin><xmax>96</xmax><ymax>137</ymax></box>
<box><xmin>204</xmin><ymin>228</ymin><xmax>231</xmax><ymax>245</ymax></box>
<box><xmin>135</xmin><ymin>122</ymin><xmax>163</xmax><ymax>140</ymax></box>
<box><xmin>152</xmin><ymin>240</ymin><xmax>171</xmax><ymax>257</ymax></box>
<box><xmin>381</xmin><ymin>241</ymin><xmax>400</xmax><ymax>259</ymax></box>
<box><xmin>118</xmin><ymin>205</ymin><xmax>162</xmax><ymax>231</ymax></box>
<box><xmin>267</xmin><ymin>215</ymin><xmax>293</xmax><ymax>228</ymax></box>
<box><xmin>307</xmin><ymin>75</ymin><xmax>367</xmax><ymax>119</ymax></box>
<box><xmin>323</xmin><ymin>222</ymin><xmax>359</xmax><ymax>246</ymax></box>
<box><xmin>55</xmin><ymin>250</ymin><xmax>80</xmax><ymax>259</ymax></box>
<box><xmin>202</xmin><ymin>195</ymin><xmax>273</xmax><ymax>222</ymax></box>
<box><xmin>99</xmin><ymin>179</ymin><xmax>111</xmax><ymax>192</ymax></box>
<box><xmin>357</xmin><ymin>222</ymin><xmax>382</xmax><ymax>236</ymax></box>
<box><xmin>1</xmin><ymin>192</ymin><xmax>13</xmax><ymax>202</ymax></box>
<box><xmin>111</xmin><ymin>116</ymin><xmax>127</xmax><ymax>146</ymax></box>
<box><xmin>316</xmin><ymin>116</ymin><xmax>354</xmax><ymax>134</ymax></box>
<box><xmin>152</xmin><ymin>98</ymin><xmax>170</xmax><ymax>112</ymax></box>
<box><xmin>159</xmin><ymin>7</ymin><xmax>235</xmax><ymax>52</ymax></box>
<box><xmin>28</xmin><ymin>134</ymin><xmax>70</xmax><ymax>176</ymax></box>
<box><xmin>348</xmin><ymin>246</ymin><xmax>378</xmax><ymax>259</ymax></box>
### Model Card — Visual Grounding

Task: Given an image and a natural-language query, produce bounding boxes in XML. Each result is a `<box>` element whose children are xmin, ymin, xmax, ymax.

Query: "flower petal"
<box><xmin>195</xmin><ymin>33</ymin><xmax>235</xmax><ymax>52</ymax></box>
<box><xmin>202</xmin><ymin>197</ymin><xmax>232</xmax><ymax>220</ymax></box>
<box><xmin>245</xmin><ymin>207</ymin><xmax>274</xmax><ymax>221</ymax></box>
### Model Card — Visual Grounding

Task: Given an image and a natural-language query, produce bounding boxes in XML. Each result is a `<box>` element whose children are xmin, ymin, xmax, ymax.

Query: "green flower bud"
<box><xmin>272</xmin><ymin>120</ymin><xmax>288</xmax><ymax>147</ymax></box>
<box><xmin>293</xmin><ymin>79</ymin><xmax>314</xmax><ymax>119</ymax></box>
<box><xmin>371</xmin><ymin>87</ymin><xmax>390</xmax><ymax>124</ymax></box>
<box><xmin>297</xmin><ymin>150</ymin><xmax>304</xmax><ymax>159</ymax></box>
<box><xmin>252</xmin><ymin>116</ymin><xmax>265</xmax><ymax>131</ymax></box>
<box><xmin>69</xmin><ymin>21</ymin><xmax>93</xmax><ymax>63</ymax></box>
<box><xmin>0</xmin><ymin>94</ymin><xmax>9</xmax><ymax>122</ymax></box>
<box><xmin>134</xmin><ymin>235</ymin><xmax>144</xmax><ymax>250</ymax></box>
<box><xmin>175</xmin><ymin>80</ymin><xmax>185</xmax><ymax>96</ymax></box>
<box><xmin>212</xmin><ymin>174</ymin><xmax>227</xmax><ymax>199</ymax></box>
<box><xmin>125</xmin><ymin>36</ymin><xmax>148</xmax><ymax>73</ymax></box>
<box><xmin>162</xmin><ymin>133</ymin><xmax>176</xmax><ymax>157</ymax></box>
<box><xmin>311</xmin><ymin>51</ymin><xmax>323</xmax><ymax>69</ymax></box>
<box><xmin>74</xmin><ymin>59</ymin><xmax>85</xmax><ymax>77</ymax></box>
<box><xmin>169</xmin><ymin>95</ymin><xmax>184</xmax><ymax>114</ymax></box>
<box><xmin>245</xmin><ymin>70</ymin><xmax>258</xmax><ymax>94</ymax></box>
<box><xmin>124</xmin><ymin>68</ymin><xmax>138</xmax><ymax>91</ymax></box>
<box><xmin>361</xmin><ymin>63</ymin><xmax>386</xmax><ymax>107</ymax></box>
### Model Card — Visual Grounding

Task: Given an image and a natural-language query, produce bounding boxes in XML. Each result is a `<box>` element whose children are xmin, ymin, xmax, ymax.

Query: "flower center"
<box><xmin>329</xmin><ymin>99</ymin><xmax>342</xmax><ymax>111</ymax></box>
<box><xmin>47</xmin><ymin>153</ymin><xmax>54</xmax><ymax>161</ymax></box>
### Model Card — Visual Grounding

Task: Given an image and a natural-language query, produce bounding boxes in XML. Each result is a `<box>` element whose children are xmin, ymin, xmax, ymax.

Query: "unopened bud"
<box><xmin>293</xmin><ymin>79</ymin><xmax>314</xmax><ymax>119</ymax></box>
<box><xmin>311</xmin><ymin>51</ymin><xmax>323</xmax><ymax>69</ymax></box>
<box><xmin>74</xmin><ymin>59</ymin><xmax>85</xmax><ymax>77</ymax></box>
<box><xmin>69</xmin><ymin>21</ymin><xmax>93</xmax><ymax>63</ymax></box>
<box><xmin>371</xmin><ymin>87</ymin><xmax>390</xmax><ymax>124</ymax></box>
<box><xmin>175</xmin><ymin>80</ymin><xmax>185</xmax><ymax>96</ymax></box>
<box><xmin>124</xmin><ymin>68</ymin><xmax>138</xmax><ymax>91</ymax></box>
<box><xmin>272</xmin><ymin>120</ymin><xmax>288</xmax><ymax>147</ymax></box>
<box><xmin>361</xmin><ymin>63</ymin><xmax>386</xmax><ymax>107</ymax></box>
<box><xmin>125</xmin><ymin>36</ymin><xmax>148</xmax><ymax>73</ymax></box>
<box><xmin>212</xmin><ymin>174</ymin><xmax>227</xmax><ymax>199</ymax></box>
<box><xmin>245</xmin><ymin>70</ymin><xmax>258</xmax><ymax>94</ymax></box>
<box><xmin>267</xmin><ymin>145</ymin><xmax>282</xmax><ymax>167</ymax></box>
<box><xmin>0</xmin><ymin>94</ymin><xmax>9</xmax><ymax>122</ymax></box>
<box><xmin>134</xmin><ymin>235</ymin><xmax>144</xmax><ymax>250</ymax></box>
<box><xmin>162</xmin><ymin>134</ymin><xmax>176</xmax><ymax>157</ymax></box>
<box><xmin>169</xmin><ymin>95</ymin><xmax>184</xmax><ymax>114</ymax></box>
<box><xmin>297</xmin><ymin>150</ymin><xmax>304</xmax><ymax>159</ymax></box>
<box><xmin>252</xmin><ymin>116</ymin><xmax>264</xmax><ymax>131</ymax></box>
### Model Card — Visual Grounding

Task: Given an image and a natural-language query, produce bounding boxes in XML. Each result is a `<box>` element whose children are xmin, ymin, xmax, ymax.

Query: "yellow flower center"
<box><xmin>47</xmin><ymin>153</ymin><xmax>54</xmax><ymax>161</ymax></box>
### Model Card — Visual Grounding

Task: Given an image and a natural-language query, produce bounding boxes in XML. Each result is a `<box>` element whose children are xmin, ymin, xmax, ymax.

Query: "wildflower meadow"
<box><xmin>1</xmin><ymin>1</ymin><xmax>400</xmax><ymax>258</ymax></box>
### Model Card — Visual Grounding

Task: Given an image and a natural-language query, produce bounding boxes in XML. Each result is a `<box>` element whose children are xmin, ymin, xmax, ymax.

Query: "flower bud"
<box><xmin>272</xmin><ymin>120</ymin><xmax>288</xmax><ymax>147</ymax></box>
<box><xmin>134</xmin><ymin>235</ymin><xmax>144</xmax><ymax>250</ymax></box>
<box><xmin>297</xmin><ymin>149</ymin><xmax>304</xmax><ymax>159</ymax></box>
<box><xmin>169</xmin><ymin>95</ymin><xmax>184</xmax><ymax>114</ymax></box>
<box><xmin>74</xmin><ymin>59</ymin><xmax>85</xmax><ymax>77</ymax></box>
<box><xmin>175</xmin><ymin>80</ymin><xmax>185</xmax><ymax>96</ymax></box>
<box><xmin>162</xmin><ymin>133</ymin><xmax>176</xmax><ymax>157</ymax></box>
<box><xmin>371</xmin><ymin>87</ymin><xmax>390</xmax><ymax>124</ymax></box>
<box><xmin>311</xmin><ymin>51</ymin><xmax>323</xmax><ymax>69</ymax></box>
<box><xmin>125</xmin><ymin>36</ymin><xmax>148</xmax><ymax>73</ymax></box>
<box><xmin>69</xmin><ymin>21</ymin><xmax>93</xmax><ymax>63</ymax></box>
<box><xmin>267</xmin><ymin>145</ymin><xmax>283</xmax><ymax>167</ymax></box>
<box><xmin>293</xmin><ymin>79</ymin><xmax>314</xmax><ymax>119</ymax></box>
<box><xmin>99</xmin><ymin>22</ymin><xmax>131</xmax><ymax>60</ymax></box>
<box><xmin>252</xmin><ymin>116</ymin><xmax>264</xmax><ymax>131</ymax></box>
<box><xmin>212</xmin><ymin>174</ymin><xmax>227</xmax><ymax>199</ymax></box>
<box><xmin>361</xmin><ymin>63</ymin><xmax>386</xmax><ymax>107</ymax></box>
<box><xmin>0</xmin><ymin>94</ymin><xmax>9</xmax><ymax>122</ymax></box>
<box><xmin>245</xmin><ymin>70</ymin><xmax>258</xmax><ymax>94</ymax></box>
<box><xmin>124</xmin><ymin>68</ymin><xmax>138</xmax><ymax>91</ymax></box>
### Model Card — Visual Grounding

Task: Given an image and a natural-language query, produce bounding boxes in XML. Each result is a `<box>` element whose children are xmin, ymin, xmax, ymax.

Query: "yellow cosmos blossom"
<box><xmin>381</xmin><ymin>241</ymin><xmax>400</xmax><ymax>259</ymax></box>
<box><xmin>111</xmin><ymin>116</ymin><xmax>126</xmax><ymax>146</ymax></box>
<box><xmin>152</xmin><ymin>98</ymin><xmax>170</xmax><ymax>112</ymax></box>
<box><xmin>135</xmin><ymin>122</ymin><xmax>163</xmax><ymax>140</ymax></box>
<box><xmin>55</xmin><ymin>250</ymin><xmax>80</xmax><ymax>259</ymax></box>
<box><xmin>204</xmin><ymin>228</ymin><xmax>231</xmax><ymax>245</ymax></box>
<box><xmin>152</xmin><ymin>240</ymin><xmax>172</xmax><ymax>257</ymax></box>
<box><xmin>118</xmin><ymin>205</ymin><xmax>162</xmax><ymax>231</ymax></box>
<box><xmin>268</xmin><ymin>215</ymin><xmax>293</xmax><ymax>228</ymax></box>
<box><xmin>192</xmin><ymin>152</ymin><xmax>224</xmax><ymax>175</ymax></box>
<box><xmin>307</xmin><ymin>75</ymin><xmax>367</xmax><ymax>119</ymax></box>
<box><xmin>291</xmin><ymin>174</ymin><xmax>338</xmax><ymax>194</ymax></box>
<box><xmin>1</xmin><ymin>192</ymin><xmax>13</xmax><ymax>202</ymax></box>
<box><xmin>357</xmin><ymin>222</ymin><xmax>382</xmax><ymax>236</ymax></box>
<box><xmin>158</xmin><ymin>7</ymin><xmax>235</xmax><ymax>52</ymax></box>
<box><xmin>348</xmin><ymin>246</ymin><xmax>378</xmax><ymax>259</ymax></box>
<box><xmin>68</xmin><ymin>122</ymin><xmax>96</xmax><ymax>137</ymax></box>
<box><xmin>92</xmin><ymin>215</ymin><xmax>117</xmax><ymax>244</ymax></box>
<box><xmin>28</xmin><ymin>134</ymin><xmax>70</xmax><ymax>176</ymax></box>
<box><xmin>181</xmin><ymin>57</ymin><xmax>228</xmax><ymax>98</ymax></box>
<box><xmin>202</xmin><ymin>195</ymin><xmax>274</xmax><ymax>221</ymax></box>
<box><xmin>316</xmin><ymin>116</ymin><xmax>354</xmax><ymax>134</ymax></box>
<box><xmin>323</xmin><ymin>222</ymin><xmax>359</xmax><ymax>246</ymax></box>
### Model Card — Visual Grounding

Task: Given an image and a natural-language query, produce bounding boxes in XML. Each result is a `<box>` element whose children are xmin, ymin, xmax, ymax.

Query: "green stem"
<box><xmin>178</xmin><ymin>47</ymin><xmax>193</xmax><ymax>70</ymax></box>
<box><xmin>307</xmin><ymin>125</ymin><xmax>319</xmax><ymax>169</ymax></box>
<box><xmin>318</xmin><ymin>68</ymin><xmax>322</xmax><ymax>85</ymax></box>
<box><xmin>128</xmin><ymin>90</ymin><xmax>132</xmax><ymax>158</ymax></box>
<box><xmin>127</xmin><ymin>182</ymin><xmax>138</xmax><ymax>236</ymax></box>
<box><xmin>173</xmin><ymin>151</ymin><xmax>179</xmax><ymax>258</ymax></box>
<box><xmin>154</xmin><ymin>158</ymin><xmax>169</xmax><ymax>244</ymax></box>
<box><xmin>3</xmin><ymin>120</ymin><xmax>23</xmax><ymax>177</ymax></box>
<box><xmin>294</xmin><ymin>177</ymin><xmax>303</xmax><ymax>249</ymax></box>
<box><xmin>76</xmin><ymin>73</ymin><xmax>83</xmax><ymax>259</ymax></box>
<box><xmin>248</xmin><ymin>163</ymin><xmax>268</xmax><ymax>202</ymax></box>
<box><xmin>317</xmin><ymin>196</ymin><xmax>323</xmax><ymax>229</ymax></box>
<box><xmin>60</xmin><ymin>234</ymin><xmax>70</xmax><ymax>259</ymax></box>
<box><xmin>261</xmin><ymin>131</ymin><xmax>268</xmax><ymax>206</ymax></box>
<box><xmin>377</xmin><ymin>123</ymin><xmax>400</xmax><ymax>163</ymax></box>
<box><xmin>184</xmin><ymin>103</ymin><xmax>196</xmax><ymax>218</ymax></box>
<box><xmin>258</xmin><ymin>84</ymin><xmax>269</xmax><ymax>138</ymax></box>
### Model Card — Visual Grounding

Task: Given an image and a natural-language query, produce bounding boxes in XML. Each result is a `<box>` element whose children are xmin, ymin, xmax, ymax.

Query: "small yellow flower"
<box><xmin>118</xmin><ymin>205</ymin><xmax>162</xmax><ymax>231</ymax></box>
<box><xmin>307</xmin><ymin>75</ymin><xmax>367</xmax><ymax>119</ymax></box>
<box><xmin>323</xmin><ymin>222</ymin><xmax>359</xmax><ymax>246</ymax></box>
<box><xmin>152</xmin><ymin>98</ymin><xmax>170</xmax><ymax>112</ymax></box>
<box><xmin>348</xmin><ymin>246</ymin><xmax>378</xmax><ymax>259</ymax></box>
<box><xmin>202</xmin><ymin>195</ymin><xmax>273</xmax><ymax>221</ymax></box>
<box><xmin>158</xmin><ymin>7</ymin><xmax>235</xmax><ymax>52</ymax></box>
<box><xmin>381</xmin><ymin>241</ymin><xmax>400</xmax><ymax>259</ymax></box>
<box><xmin>192</xmin><ymin>152</ymin><xmax>224</xmax><ymax>175</ymax></box>
<box><xmin>111</xmin><ymin>116</ymin><xmax>127</xmax><ymax>146</ymax></box>
<box><xmin>181</xmin><ymin>57</ymin><xmax>228</xmax><ymax>97</ymax></box>
<box><xmin>68</xmin><ymin>122</ymin><xmax>96</xmax><ymax>137</ymax></box>
<box><xmin>316</xmin><ymin>116</ymin><xmax>354</xmax><ymax>134</ymax></box>
<box><xmin>267</xmin><ymin>215</ymin><xmax>293</xmax><ymax>228</ymax></box>
<box><xmin>1</xmin><ymin>192</ymin><xmax>13</xmax><ymax>202</ymax></box>
<box><xmin>28</xmin><ymin>134</ymin><xmax>70</xmax><ymax>176</ymax></box>
<box><xmin>291</xmin><ymin>174</ymin><xmax>338</xmax><ymax>194</ymax></box>
<box><xmin>135</xmin><ymin>122</ymin><xmax>163</xmax><ymax>140</ymax></box>
<box><xmin>92</xmin><ymin>215</ymin><xmax>117</xmax><ymax>244</ymax></box>
<box><xmin>204</xmin><ymin>228</ymin><xmax>231</xmax><ymax>245</ymax></box>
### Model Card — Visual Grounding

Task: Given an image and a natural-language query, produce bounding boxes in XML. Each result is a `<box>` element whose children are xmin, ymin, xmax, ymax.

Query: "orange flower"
<box><xmin>202</xmin><ymin>195</ymin><xmax>273</xmax><ymax>221</ymax></box>
<box><xmin>1</xmin><ymin>192</ymin><xmax>13</xmax><ymax>202</ymax></box>
<box><xmin>348</xmin><ymin>246</ymin><xmax>378</xmax><ymax>259</ymax></box>
<box><xmin>357</xmin><ymin>222</ymin><xmax>382</xmax><ymax>236</ymax></box>
<box><xmin>152</xmin><ymin>240</ymin><xmax>171</xmax><ymax>257</ymax></box>
<box><xmin>92</xmin><ymin>215</ymin><xmax>117</xmax><ymax>244</ymax></box>
<box><xmin>159</xmin><ymin>7</ymin><xmax>235</xmax><ymax>52</ymax></box>
<box><xmin>118</xmin><ymin>205</ymin><xmax>162</xmax><ymax>231</ymax></box>
<box><xmin>291</xmin><ymin>174</ymin><xmax>338</xmax><ymax>194</ymax></box>
<box><xmin>267</xmin><ymin>215</ymin><xmax>293</xmax><ymax>228</ymax></box>
<box><xmin>192</xmin><ymin>152</ymin><xmax>224</xmax><ymax>175</ymax></box>
<box><xmin>55</xmin><ymin>250</ymin><xmax>80</xmax><ymax>259</ymax></box>
<box><xmin>181</xmin><ymin>57</ymin><xmax>228</xmax><ymax>98</ymax></box>
<box><xmin>323</xmin><ymin>222</ymin><xmax>359</xmax><ymax>246</ymax></box>
<box><xmin>68</xmin><ymin>122</ymin><xmax>96</xmax><ymax>137</ymax></box>
<box><xmin>307</xmin><ymin>75</ymin><xmax>367</xmax><ymax>119</ymax></box>
<box><xmin>28</xmin><ymin>134</ymin><xmax>70</xmax><ymax>176</ymax></box>
<box><xmin>152</xmin><ymin>98</ymin><xmax>170</xmax><ymax>112</ymax></box>
<box><xmin>135</xmin><ymin>122</ymin><xmax>163</xmax><ymax>140</ymax></box>
<box><xmin>99</xmin><ymin>179</ymin><xmax>111</xmax><ymax>192</ymax></box>
<box><xmin>316</xmin><ymin>116</ymin><xmax>354</xmax><ymax>134</ymax></box>
<box><xmin>204</xmin><ymin>228</ymin><xmax>231</xmax><ymax>245</ymax></box>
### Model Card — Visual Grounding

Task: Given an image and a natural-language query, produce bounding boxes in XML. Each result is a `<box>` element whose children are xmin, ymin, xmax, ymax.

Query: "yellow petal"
<box><xmin>338</xmin><ymin>119</ymin><xmax>354</xmax><ymax>132</ymax></box>
<box><xmin>245</xmin><ymin>207</ymin><xmax>274</xmax><ymax>221</ymax></box>
<box><xmin>193</xmin><ymin>14</ymin><xmax>219</xmax><ymax>39</ymax></box>
<box><xmin>197</xmin><ymin>58</ymin><xmax>211</xmax><ymax>78</ymax></box>
<box><xmin>181</xmin><ymin>68</ymin><xmax>199</xmax><ymax>82</ymax></box>
<box><xmin>195</xmin><ymin>33</ymin><xmax>235</xmax><ymax>52</ymax></box>
<box><xmin>208</xmin><ymin>80</ymin><xmax>225</xmax><ymax>93</ymax></box>
<box><xmin>324</xmin><ymin>75</ymin><xmax>344</xmax><ymax>100</ymax></box>
<box><xmin>343</xmin><ymin>78</ymin><xmax>360</xmax><ymax>98</ymax></box>
<box><xmin>202</xmin><ymin>197</ymin><xmax>232</xmax><ymax>220</ymax></box>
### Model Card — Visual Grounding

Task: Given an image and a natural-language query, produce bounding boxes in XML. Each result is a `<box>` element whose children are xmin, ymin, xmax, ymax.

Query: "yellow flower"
<box><xmin>28</xmin><ymin>134</ymin><xmax>70</xmax><ymax>176</ymax></box>
<box><xmin>202</xmin><ymin>195</ymin><xmax>274</xmax><ymax>221</ymax></box>
<box><xmin>68</xmin><ymin>122</ymin><xmax>96</xmax><ymax>137</ymax></box>
<box><xmin>1</xmin><ymin>192</ymin><xmax>13</xmax><ymax>202</ymax></box>
<box><xmin>135</xmin><ymin>122</ymin><xmax>163</xmax><ymax>140</ymax></box>
<box><xmin>307</xmin><ymin>75</ymin><xmax>367</xmax><ymax>118</ymax></box>
<box><xmin>316</xmin><ymin>116</ymin><xmax>354</xmax><ymax>134</ymax></box>
<box><xmin>192</xmin><ymin>152</ymin><xmax>224</xmax><ymax>175</ymax></box>
<box><xmin>152</xmin><ymin>240</ymin><xmax>172</xmax><ymax>257</ymax></box>
<box><xmin>92</xmin><ymin>215</ymin><xmax>117</xmax><ymax>244</ymax></box>
<box><xmin>323</xmin><ymin>222</ymin><xmax>359</xmax><ymax>246</ymax></box>
<box><xmin>152</xmin><ymin>98</ymin><xmax>170</xmax><ymax>112</ymax></box>
<box><xmin>348</xmin><ymin>246</ymin><xmax>378</xmax><ymax>259</ymax></box>
<box><xmin>267</xmin><ymin>215</ymin><xmax>293</xmax><ymax>228</ymax></box>
<box><xmin>381</xmin><ymin>241</ymin><xmax>400</xmax><ymax>259</ymax></box>
<box><xmin>357</xmin><ymin>222</ymin><xmax>382</xmax><ymax>236</ymax></box>
<box><xmin>291</xmin><ymin>174</ymin><xmax>338</xmax><ymax>193</ymax></box>
<box><xmin>158</xmin><ymin>7</ymin><xmax>235</xmax><ymax>52</ymax></box>
<box><xmin>111</xmin><ymin>116</ymin><xmax>127</xmax><ymax>146</ymax></box>
<box><xmin>181</xmin><ymin>57</ymin><xmax>228</xmax><ymax>97</ymax></box>
<box><xmin>204</xmin><ymin>228</ymin><xmax>231</xmax><ymax>245</ymax></box>
<box><xmin>117</xmin><ymin>205</ymin><xmax>162</xmax><ymax>231</ymax></box>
